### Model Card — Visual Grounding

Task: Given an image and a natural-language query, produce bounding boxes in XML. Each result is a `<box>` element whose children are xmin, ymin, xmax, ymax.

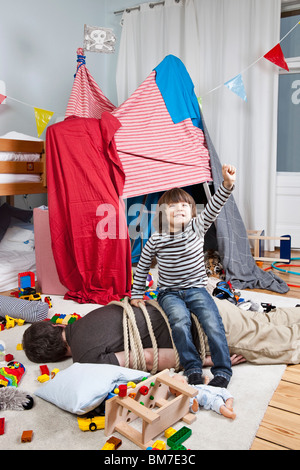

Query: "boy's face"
<box><xmin>166</xmin><ymin>201</ymin><xmax>192</xmax><ymax>232</ymax></box>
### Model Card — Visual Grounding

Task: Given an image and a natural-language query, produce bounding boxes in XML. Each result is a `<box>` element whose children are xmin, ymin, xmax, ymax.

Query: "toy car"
<box><xmin>19</xmin><ymin>293</ymin><xmax>42</xmax><ymax>301</ymax></box>
<box><xmin>77</xmin><ymin>415</ymin><xmax>105</xmax><ymax>432</ymax></box>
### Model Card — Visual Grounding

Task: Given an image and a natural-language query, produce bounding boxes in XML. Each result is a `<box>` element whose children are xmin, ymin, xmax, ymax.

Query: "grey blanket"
<box><xmin>201</xmin><ymin>114</ymin><xmax>289</xmax><ymax>294</ymax></box>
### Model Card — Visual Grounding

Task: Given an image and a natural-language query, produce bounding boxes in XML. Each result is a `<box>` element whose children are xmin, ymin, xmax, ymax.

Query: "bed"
<box><xmin>0</xmin><ymin>132</ymin><xmax>46</xmax><ymax>292</ymax></box>
<box><xmin>0</xmin><ymin>131</ymin><xmax>47</xmax><ymax>198</ymax></box>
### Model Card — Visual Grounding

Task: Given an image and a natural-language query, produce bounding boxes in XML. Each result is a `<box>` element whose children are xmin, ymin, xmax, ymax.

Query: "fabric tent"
<box><xmin>62</xmin><ymin>49</ymin><xmax>288</xmax><ymax>294</ymax></box>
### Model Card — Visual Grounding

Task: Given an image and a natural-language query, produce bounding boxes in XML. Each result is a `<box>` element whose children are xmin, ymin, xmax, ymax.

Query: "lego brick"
<box><xmin>21</xmin><ymin>430</ymin><xmax>33</xmax><ymax>442</ymax></box>
<box><xmin>167</xmin><ymin>426</ymin><xmax>191</xmax><ymax>448</ymax></box>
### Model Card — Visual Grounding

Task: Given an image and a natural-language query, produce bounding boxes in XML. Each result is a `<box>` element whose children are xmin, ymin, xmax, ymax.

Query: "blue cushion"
<box><xmin>34</xmin><ymin>362</ymin><xmax>149</xmax><ymax>415</ymax></box>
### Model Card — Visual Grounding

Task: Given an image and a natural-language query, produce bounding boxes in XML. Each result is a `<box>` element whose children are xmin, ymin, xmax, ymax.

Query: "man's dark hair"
<box><xmin>22</xmin><ymin>321</ymin><xmax>68</xmax><ymax>363</ymax></box>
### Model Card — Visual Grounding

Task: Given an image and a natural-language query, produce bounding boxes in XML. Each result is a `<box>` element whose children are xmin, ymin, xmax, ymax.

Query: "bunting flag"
<box><xmin>264</xmin><ymin>43</ymin><xmax>289</xmax><ymax>71</ymax></box>
<box><xmin>224</xmin><ymin>74</ymin><xmax>247</xmax><ymax>101</ymax></box>
<box><xmin>1</xmin><ymin>19</ymin><xmax>298</xmax><ymax>127</ymax></box>
<box><xmin>34</xmin><ymin>107</ymin><xmax>54</xmax><ymax>137</ymax></box>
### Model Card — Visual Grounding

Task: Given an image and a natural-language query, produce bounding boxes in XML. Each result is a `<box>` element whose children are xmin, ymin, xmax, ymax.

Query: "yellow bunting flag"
<box><xmin>34</xmin><ymin>107</ymin><xmax>54</xmax><ymax>137</ymax></box>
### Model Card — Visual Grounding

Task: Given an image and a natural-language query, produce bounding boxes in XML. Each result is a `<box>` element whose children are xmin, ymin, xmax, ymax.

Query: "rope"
<box><xmin>191</xmin><ymin>314</ymin><xmax>207</xmax><ymax>363</ymax></box>
<box><xmin>110</xmin><ymin>297</ymin><xmax>147</xmax><ymax>371</ymax></box>
<box><xmin>110</xmin><ymin>297</ymin><xmax>207</xmax><ymax>375</ymax></box>
<box><xmin>74</xmin><ymin>48</ymin><xmax>86</xmax><ymax>78</ymax></box>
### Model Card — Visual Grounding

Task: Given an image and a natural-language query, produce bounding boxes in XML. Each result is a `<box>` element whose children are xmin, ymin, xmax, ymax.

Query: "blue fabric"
<box><xmin>126</xmin><ymin>192</ymin><xmax>162</xmax><ymax>263</ymax></box>
<box><xmin>154</xmin><ymin>55</ymin><xmax>203</xmax><ymax>130</ymax></box>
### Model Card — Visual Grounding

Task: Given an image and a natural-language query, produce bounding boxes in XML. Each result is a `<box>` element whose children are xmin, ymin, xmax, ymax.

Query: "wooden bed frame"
<box><xmin>0</xmin><ymin>138</ymin><xmax>47</xmax><ymax>199</ymax></box>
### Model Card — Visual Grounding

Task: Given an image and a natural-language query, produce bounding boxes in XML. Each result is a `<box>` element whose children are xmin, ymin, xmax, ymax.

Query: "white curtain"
<box><xmin>116</xmin><ymin>0</ymin><xmax>281</xmax><ymax>249</ymax></box>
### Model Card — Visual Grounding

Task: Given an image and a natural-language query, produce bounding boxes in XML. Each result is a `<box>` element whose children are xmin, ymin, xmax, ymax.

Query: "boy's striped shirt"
<box><xmin>131</xmin><ymin>184</ymin><xmax>233</xmax><ymax>298</ymax></box>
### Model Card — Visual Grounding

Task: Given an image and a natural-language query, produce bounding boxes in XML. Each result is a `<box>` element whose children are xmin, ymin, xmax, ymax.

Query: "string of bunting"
<box><xmin>0</xmin><ymin>20</ymin><xmax>299</xmax><ymax>137</ymax></box>
<box><xmin>200</xmin><ymin>19</ymin><xmax>300</xmax><ymax>103</ymax></box>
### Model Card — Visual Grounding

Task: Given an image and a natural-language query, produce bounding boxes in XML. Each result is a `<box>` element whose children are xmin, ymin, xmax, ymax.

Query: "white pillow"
<box><xmin>34</xmin><ymin>363</ymin><xmax>149</xmax><ymax>415</ymax></box>
<box><xmin>0</xmin><ymin>226</ymin><xmax>34</xmax><ymax>252</ymax></box>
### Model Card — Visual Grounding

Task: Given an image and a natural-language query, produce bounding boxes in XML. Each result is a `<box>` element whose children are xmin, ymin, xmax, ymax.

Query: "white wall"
<box><xmin>0</xmin><ymin>0</ymin><xmax>150</xmax><ymax>137</ymax></box>
<box><xmin>0</xmin><ymin>0</ymin><xmax>144</xmax><ymax>208</ymax></box>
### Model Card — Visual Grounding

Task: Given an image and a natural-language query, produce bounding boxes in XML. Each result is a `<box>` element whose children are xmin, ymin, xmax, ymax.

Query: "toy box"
<box><xmin>33</xmin><ymin>208</ymin><xmax>68</xmax><ymax>295</ymax></box>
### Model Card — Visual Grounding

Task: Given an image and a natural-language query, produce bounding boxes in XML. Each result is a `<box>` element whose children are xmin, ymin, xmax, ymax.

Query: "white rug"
<box><xmin>0</xmin><ymin>289</ymin><xmax>298</xmax><ymax>451</ymax></box>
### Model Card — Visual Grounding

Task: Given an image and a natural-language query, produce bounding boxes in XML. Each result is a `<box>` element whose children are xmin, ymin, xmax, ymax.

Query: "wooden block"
<box><xmin>116</xmin><ymin>396</ymin><xmax>160</xmax><ymax>424</ymax></box>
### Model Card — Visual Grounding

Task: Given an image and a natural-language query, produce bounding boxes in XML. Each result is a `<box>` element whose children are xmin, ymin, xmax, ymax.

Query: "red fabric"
<box><xmin>46</xmin><ymin>113</ymin><xmax>132</xmax><ymax>305</ymax></box>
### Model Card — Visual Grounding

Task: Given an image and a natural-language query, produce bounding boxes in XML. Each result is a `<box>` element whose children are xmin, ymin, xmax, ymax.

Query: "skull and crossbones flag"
<box><xmin>83</xmin><ymin>24</ymin><xmax>116</xmax><ymax>53</ymax></box>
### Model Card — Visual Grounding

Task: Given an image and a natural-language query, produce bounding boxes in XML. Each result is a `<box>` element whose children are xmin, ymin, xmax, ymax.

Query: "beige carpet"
<box><xmin>0</xmin><ymin>290</ymin><xmax>296</xmax><ymax>451</ymax></box>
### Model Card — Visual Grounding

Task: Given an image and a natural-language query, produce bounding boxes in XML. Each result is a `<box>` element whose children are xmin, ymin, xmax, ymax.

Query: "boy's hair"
<box><xmin>153</xmin><ymin>188</ymin><xmax>197</xmax><ymax>233</ymax></box>
<box><xmin>22</xmin><ymin>321</ymin><xmax>68</xmax><ymax>363</ymax></box>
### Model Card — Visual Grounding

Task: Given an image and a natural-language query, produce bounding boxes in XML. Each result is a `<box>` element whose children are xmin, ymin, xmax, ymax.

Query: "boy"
<box><xmin>131</xmin><ymin>164</ymin><xmax>236</xmax><ymax>387</ymax></box>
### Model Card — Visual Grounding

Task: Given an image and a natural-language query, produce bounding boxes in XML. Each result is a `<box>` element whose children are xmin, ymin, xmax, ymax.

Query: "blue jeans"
<box><xmin>157</xmin><ymin>287</ymin><xmax>232</xmax><ymax>382</ymax></box>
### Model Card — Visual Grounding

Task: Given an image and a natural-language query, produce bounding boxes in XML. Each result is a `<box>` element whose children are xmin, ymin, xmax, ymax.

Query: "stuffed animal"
<box><xmin>0</xmin><ymin>387</ymin><xmax>34</xmax><ymax>411</ymax></box>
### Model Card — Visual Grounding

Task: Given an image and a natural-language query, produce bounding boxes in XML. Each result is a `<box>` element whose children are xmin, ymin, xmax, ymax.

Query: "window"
<box><xmin>277</xmin><ymin>13</ymin><xmax>300</xmax><ymax>172</ymax></box>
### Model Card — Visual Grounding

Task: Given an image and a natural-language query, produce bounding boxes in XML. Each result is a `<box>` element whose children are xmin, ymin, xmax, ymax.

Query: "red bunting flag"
<box><xmin>0</xmin><ymin>94</ymin><xmax>7</xmax><ymax>104</ymax></box>
<box><xmin>264</xmin><ymin>43</ymin><xmax>289</xmax><ymax>71</ymax></box>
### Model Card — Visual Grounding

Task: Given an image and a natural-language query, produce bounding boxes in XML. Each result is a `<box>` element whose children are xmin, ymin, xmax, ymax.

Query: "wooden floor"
<box><xmin>249</xmin><ymin>249</ymin><xmax>300</xmax><ymax>450</ymax></box>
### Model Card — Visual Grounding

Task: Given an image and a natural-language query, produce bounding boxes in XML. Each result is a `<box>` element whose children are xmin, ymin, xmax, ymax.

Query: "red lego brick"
<box><xmin>4</xmin><ymin>354</ymin><xmax>14</xmax><ymax>362</ymax></box>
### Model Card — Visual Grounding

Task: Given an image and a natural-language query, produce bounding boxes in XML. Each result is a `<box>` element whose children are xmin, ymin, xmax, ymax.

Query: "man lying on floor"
<box><xmin>22</xmin><ymin>298</ymin><xmax>300</xmax><ymax>371</ymax></box>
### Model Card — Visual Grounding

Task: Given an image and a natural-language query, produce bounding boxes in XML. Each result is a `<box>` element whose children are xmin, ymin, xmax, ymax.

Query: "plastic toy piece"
<box><xmin>164</xmin><ymin>427</ymin><xmax>176</xmax><ymax>439</ymax></box>
<box><xmin>139</xmin><ymin>385</ymin><xmax>149</xmax><ymax>396</ymax></box>
<box><xmin>101</xmin><ymin>436</ymin><xmax>122</xmax><ymax>450</ymax></box>
<box><xmin>152</xmin><ymin>439</ymin><xmax>166</xmax><ymax>450</ymax></box>
<box><xmin>127</xmin><ymin>381</ymin><xmax>136</xmax><ymax>388</ymax></box>
<box><xmin>119</xmin><ymin>384</ymin><xmax>127</xmax><ymax>397</ymax></box>
<box><xmin>77</xmin><ymin>415</ymin><xmax>105</xmax><ymax>432</ymax></box>
<box><xmin>0</xmin><ymin>361</ymin><xmax>25</xmax><ymax>387</ymax></box>
<box><xmin>50</xmin><ymin>313</ymin><xmax>82</xmax><ymax>324</ymax></box>
<box><xmin>21</xmin><ymin>430</ymin><xmax>33</xmax><ymax>442</ymax></box>
<box><xmin>101</xmin><ymin>442</ymin><xmax>115</xmax><ymax>450</ymax></box>
<box><xmin>40</xmin><ymin>365</ymin><xmax>50</xmax><ymax>376</ymax></box>
<box><xmin>167</xmin><ymin>426</ymin><xmax>192</xmax><ymax>449</ymax></box>
<box><xmin>37</xmin><ymin>374</ymin><xmax>50</xmax><ymax>383</ymax></box>
<box><xmin>18</xmin><ymin>271</ymin><xmax>35</xmax><ymax>290</ymax></box>
<box><xmin>51</xmin><ymin>368</ymin><xmax>60</xmax><ymax>379</ymax></box>
<box><xmin>5</xmin><ymin>316</ymin><xmax>15</xmax><ymax>329</ymax></box>
<box><xmin>16</xmin><ymin>344</ymin><xmax>23</xmax><ymax>350</ymax></box>
<box><xmin>44</xmin><ymin>296</ymin><xmax>52</xmax><ymax>308</ymax></box>
<box><xmin>0</xmin><ymin>417</ymin><xmax>5</xmax><ymax>435</ymax></box>
<box><xmin>4</xmin><ymin>354</ymin><xmax>14</xmax><ymax>362</ymax></box>
<box><xmin>19</xmin><ymin>293</ymin><xmax>41</xmax><ymax>302</ymax></box>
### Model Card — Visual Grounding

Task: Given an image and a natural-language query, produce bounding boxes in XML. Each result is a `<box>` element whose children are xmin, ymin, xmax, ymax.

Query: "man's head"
<box><xmin>22</xmin><ymin>321</ymin><xmax>69</xmax><ymax>363</ymax></box>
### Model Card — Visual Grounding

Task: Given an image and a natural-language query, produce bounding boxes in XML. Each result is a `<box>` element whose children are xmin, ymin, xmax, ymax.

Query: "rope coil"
<box><xmin>111</xmin><ymin>297</ymin><xmax>207</xmax><ymax>375</ymax></box>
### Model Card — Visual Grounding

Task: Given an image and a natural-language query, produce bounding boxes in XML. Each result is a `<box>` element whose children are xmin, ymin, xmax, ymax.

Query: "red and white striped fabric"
<box><xmin>65</xmin><ymin>59</ymin><xmax>212</xmax><ymax>198</ymax></box>
<box><xmin>65</xmin><ymin>49</ymin><xmax>115</xmax><ymax>119</ymax></box>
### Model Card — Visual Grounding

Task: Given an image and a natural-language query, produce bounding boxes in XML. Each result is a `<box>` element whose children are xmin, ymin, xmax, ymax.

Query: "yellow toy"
<box><xmin>152</xmin><ymin>439</ymin><xmax>166</xmax><ymax>450</ymax></box>
<box><xmin>51</xmin><ymin>368</ymin><xmax>60</xmax><ymax>379</ymax></box>
<box><xmin>5</xmin><ymin>316</ymin><xmax>25</xmax><ymax>329</ymax></box>
<box><xmin>37</xmin><ymin>374</ymin><xmax>50</xmax><ymax>383</ymax></box>
<box><xmin>77</xmin><ymin>415</ymin><xmax>105</xmax><ymax>432</ymax></box>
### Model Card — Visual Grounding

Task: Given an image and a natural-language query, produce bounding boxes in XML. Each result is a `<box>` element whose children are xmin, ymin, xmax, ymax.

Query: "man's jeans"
<box><xmin>158</xmin><ymin>287</ymin><xmax>232</xmax><ymax>382</ymax></box>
